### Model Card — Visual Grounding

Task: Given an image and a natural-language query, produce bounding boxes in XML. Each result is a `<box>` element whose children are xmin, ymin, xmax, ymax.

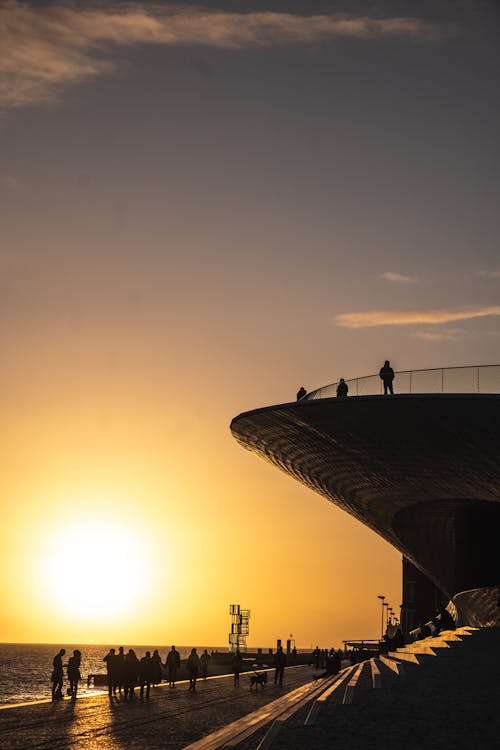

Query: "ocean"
<box><xmin>0</xmin><ymin>643</ymin><xmax>225</xmax><ymax>706</ymax></box>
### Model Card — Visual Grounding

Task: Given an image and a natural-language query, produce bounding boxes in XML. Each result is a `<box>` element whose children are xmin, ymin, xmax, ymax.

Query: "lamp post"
<box><xmin>383</xmin><ymin>602</ymin><xmax>389</xmax><ymax>634</ymax></box>
<box><xmin>377</xmin><ymin>595</ymin><xmax>385</xmax><ymax>638</ymax></box>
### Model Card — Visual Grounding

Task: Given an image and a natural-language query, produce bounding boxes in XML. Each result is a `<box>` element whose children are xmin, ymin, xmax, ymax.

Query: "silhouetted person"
<box><xmin>139</xmin><ymin>651</ymin><xmax>154</xmax><ymax>700</ymax></box>
<box><xmin>200</xmin><ymin>649</ymin><xmax>210</xmax><ymax>679</ymax></box>
<box><xmin>336</xmin><ymin>378</ymin><xmax>348</xmax><ymax>398</ymax></box>
<box><xmin>187</xmin><ymin>648</ymin><xmax>200</xmax><ymax>691</ymax></box>
<box><xmin>379</xmin><ymin>360</ymin><xmax>395</xmax><ymax>395</ymax></box>
<box><xmin>274</xmin><ymin>646</ymin><xmax>287</xmax><ymax>686</ymax></box>
<box><xmin>313</xmin><ymin>646</ymin><xmax>321</xmax><ymax>669</ymax></box>
<box><xmin>166</xmin><ymin>645</ymin><xmax>181</xmax><ymax>687</ymax></box>
<box><xmin>232</xmin><ymin>649</ymin><xmax>243</xmax><ymax>685</ymax></box>
<box><xmin>151</xmin><ymin>649</ymin><xmax>162</xmax><ymax>686</ymax></box>
<box><xmin>103</xmin><ymin>648</ymin><xmax>116</xmax><ymax>697</ymax></box>
<box><xmin>67</xmin><ymin>649</ymin><xmax>81</xmax><ymax>701</ymax></box>
<box><xmin>296</xmin><ymin>386</ymin><xmax>307</xmax><ymax>401</ymax></box>
<box><xmin>124</xmin><ymin>649</ymin><xmax>139</xmax><ymax>699</ymax></box>
<box><xmin>115</xmin><ymin>646</ymin><xmax>125</xmax><ymax>694</ymax></box>
<box><xmin>51</xmin><ymin>648</ymin><xmax>65</xmax><ymax>701</ymax></box>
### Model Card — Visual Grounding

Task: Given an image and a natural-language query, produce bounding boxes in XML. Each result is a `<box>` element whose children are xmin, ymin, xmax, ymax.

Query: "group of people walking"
<box><xmin>102</xmin><ymin>645</ymin><xmax>210</xmax><ymax>698</ymax></box>
<box><xmin>102</xmin><ymin>646</ymin><xmax>171</xmax><ymax>700</ymax></box>
<box><xmin>51</xmin><ymin>645</ymin><xmax>213</xmax><ymax>701</ymax></box>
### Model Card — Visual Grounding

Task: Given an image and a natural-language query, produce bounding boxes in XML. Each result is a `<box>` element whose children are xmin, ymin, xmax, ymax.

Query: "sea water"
<box><xmin>0</xmin><ymin>643</ymin><xmax>224</xmax><ymax>706</ymax></box>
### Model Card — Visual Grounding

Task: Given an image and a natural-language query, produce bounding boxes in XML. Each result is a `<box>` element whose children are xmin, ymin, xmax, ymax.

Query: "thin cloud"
<box><xmin>336</xmin><ymin>305</ymin><xmax>500</xmax><ymax>328</ymax></box>
<box><xmin>411</xmin><ymin>328</ymin><xmax>463</xmax><ymax>342</ymax></box>
<box><xmin>0</xmin><ymin>2</ymin><xmax>444</xmax><ymax>107</ymax></box>
<box><xmin>380</xmin><ymin>271</ymin><xmax>419</xmax><ymax>284</ymax></box>
<box><xmin>477</xmin><ymin>270</ymin><xmax>500</xmax><ymax>279</ymax></box>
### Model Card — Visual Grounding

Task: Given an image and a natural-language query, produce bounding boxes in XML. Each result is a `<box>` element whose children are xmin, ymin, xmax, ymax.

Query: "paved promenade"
<box><xmin>0</xmin><ymin>666</ymin><xmax>317</xmax><ymax>750</ymax></box>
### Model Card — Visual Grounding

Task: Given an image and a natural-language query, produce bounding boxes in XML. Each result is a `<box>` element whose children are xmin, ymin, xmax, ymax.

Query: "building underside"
<box><xmin>230</xmin><ymin>394</ymin><xmax>500</xmax><ymax>627</ymax></box>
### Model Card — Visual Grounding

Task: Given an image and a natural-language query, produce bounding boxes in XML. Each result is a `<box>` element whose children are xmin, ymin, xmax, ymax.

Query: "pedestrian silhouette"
<box><xmin>273</xmin><ymin>646</ymin><xmax>287</xmax><ymax>686</ymax></box>
<box><xmin>200</xmin><ymin>649</ymin><xmax>210</xmax><ymax>679</ymax></box>
<box><xmin>67</xmin><ymin>649</ymin><xmax>81</xmax><ymax>701</ymax></box>
<box><xmin>115</xmin><ymin>646</ymin><xmax>125</xmax><ymax>695</ymax></box>
<box><xmin>296</xmin><ymin>386</ymin><xmax>307</xmax><ymax>401</ymax></box>
<box><xmin>151</xmin><ymin>649</ymin><xmax>162</xmax><ymax>687</ymax></box>
<box><xmin>139</xmin><ymin>651</ymin><xmax>154</xmax><ymax>700</ymax></box>
<box><xmin>51</xmin><ymin>648</ymin><xmax>65</xmax><ymax>701</ymax></box>
<box><xmin>103</xmin><ymin>648</ymin><xmax>116</xmax><ymax>697</ymax></box>
<box><xmin>313</xmin><ymin>646</ymin><xmax>320</xmax><ymax>669</ymax></box>
<box><xmin>379</xmin><ymin>360</ymin><xmax>395</xmax><ymax>395</ymax></box>
<box><xmin>232</xmin><ymin>649</ymin><xmax>243</xmax><ymax>685</ymax></box>
<box><xmin>187</xmin><ymin>648</ymin><xmax>200</xmax><ymax>691</ymax></box>
<box><xmin>124</xmin><ymin>649</ymin><xmax>139</xmax><ymax>700</ymax></box>
<box><xmin>166</xmin><ymin>645</ymin><xmax>181</xmax><ymax>687</ymax></box>
<box><xmin>336</xmin><ymin>378</ymin><xmax>348</xmax><ymax>398</ymax></box>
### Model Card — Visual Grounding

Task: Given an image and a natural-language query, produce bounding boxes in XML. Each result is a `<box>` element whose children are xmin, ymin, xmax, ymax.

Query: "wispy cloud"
<box><xmin>0</xmin><ymin>2</ymin><xmax>444</xmax><ymax>107</ymax></box>
<box><xmin>411</xmin><ymin>328</ymin><xmax>464</xmax><ymax>342</ymax></box>
<box><xmin>380</xmin><ymin>271</ymin><xmax>419</xmax><ymax>284</ymax></box>
<box><xmin>477</xmin><ymin>270</ymin><xmax>500</xmax><ymax>279</ymax></box>
<box><xmin>335</xmin><ymin>305</ymin><xmax>500</xmax><ymax>328</ymax></box>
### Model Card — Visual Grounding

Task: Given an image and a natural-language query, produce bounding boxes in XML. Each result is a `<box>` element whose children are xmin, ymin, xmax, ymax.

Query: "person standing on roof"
<box><xmin>336</xmin><ymin>379</ymin><xmax>348</xmax><ymax>398</ymax></box>
<box><xmin>296</xmin><ymin>386</ymin><xmax>307</xmax><ymax>401</ymax></box>
<box><xmin>379</xmin><ymin>360</ymin><xmax>395</xmax><ymax>395</ymax></box>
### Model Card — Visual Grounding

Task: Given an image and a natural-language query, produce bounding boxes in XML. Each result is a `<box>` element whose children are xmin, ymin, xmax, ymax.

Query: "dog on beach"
<box><xmin>250</xmin><ymin>672</ymin><xmax>267</xmax><ymax>690</ymax></box>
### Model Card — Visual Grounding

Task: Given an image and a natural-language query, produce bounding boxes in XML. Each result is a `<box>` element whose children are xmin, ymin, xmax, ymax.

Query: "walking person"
<box><xmin>187</xmin><ymin>648</ymin><xmax>200</xmax><ymax>692</ymax></box>
<box><xmin>166</xmin><ymin>645</ymin><xmax>181</xmax><ymax>687</ymax></box>
<box><xmin>379</xmin><ymin>360</ymin><xmax>395</xmax><ymax>395</ymax></box>
<box><xmin>232</xmin><ymin>649</ymin><xmax>243</xmax><ymax>686</ymax></box>
<box><xmin>139</xmin><ymin>651</ymin><xmax>154</xmax><ymax>700</ymax></box>
<box><xmin>67</xmin><ymin>649</ymin><xmax>82</xmax><ymax>701</ymax></box>
<box><xmin>274</xmin><ymin>646</ymin><xmax>287</xmax><ymax>687</ymax></box>
<box><xmin>103</xmin><ymin>648</ymin><xmax>116</xmax><ymax>697</ymax></box>
<box><xmin>151</xmin><ymin>649</ymin><xmax>163</xmax><ymax>687</ymax></box>
<box><xmin>124</xmin><ymin>649</ymin><xmax>139</xmax><ymax>700</ymax></box>
<box><xmin>115</xmin><ymin>646</ymin><xmax>125</xmax><ymax>695</ymax></box>
<box><xmin>51</xmin><ymin>648</ymin><xmax>65</xmax><ymax>701</ymax></box>
<box><xmin>200</xmin><ymin>649</ymin><xmax>210</xmax><ymax>679</ymax></box>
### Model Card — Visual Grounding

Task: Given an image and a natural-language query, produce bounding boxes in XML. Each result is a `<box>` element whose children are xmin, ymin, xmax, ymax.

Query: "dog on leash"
<box><xmin>250</xmin><ymin>672</ymin><xmax>267</xmax><ymax>691</ymax></box>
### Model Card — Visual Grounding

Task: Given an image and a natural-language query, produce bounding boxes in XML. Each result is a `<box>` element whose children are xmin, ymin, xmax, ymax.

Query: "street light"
<box><xmin>377</xmin><ymin>595</ymin><xmax>385</xmax><ymax>638</ymax></box>
<box><xmin>383</xmin><ymin>602</ymin><xmax>389</xmax><ymax>634</ymax></box>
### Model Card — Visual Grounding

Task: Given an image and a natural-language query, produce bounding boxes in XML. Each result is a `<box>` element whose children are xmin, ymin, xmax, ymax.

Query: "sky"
<box><xmin>0</xmin><ymin>0</ymin><xmax>499</xmax><ymax>648</ymax></box>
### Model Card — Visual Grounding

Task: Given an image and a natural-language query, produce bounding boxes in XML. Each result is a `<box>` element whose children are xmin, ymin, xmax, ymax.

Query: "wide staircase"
<box><xmin>184</xmin><ymin>627</ymin><xmax>500</xmax><ymax>750</ymax></box>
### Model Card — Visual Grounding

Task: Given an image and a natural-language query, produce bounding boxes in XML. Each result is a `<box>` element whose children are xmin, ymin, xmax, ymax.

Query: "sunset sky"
<box><xmin>1</xmin><ymin>0</ymin><xmax>499</xmax><ymax>648</ymax></box>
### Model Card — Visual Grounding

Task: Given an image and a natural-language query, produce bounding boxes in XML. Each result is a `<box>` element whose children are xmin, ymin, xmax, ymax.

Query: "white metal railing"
<box><xmin>303</xmin><ymin>365</ymin><xmax>500</xmax><ymax>400</ymax></box>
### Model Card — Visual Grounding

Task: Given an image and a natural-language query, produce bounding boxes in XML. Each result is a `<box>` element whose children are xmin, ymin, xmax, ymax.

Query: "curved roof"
<box><xmin>230</xmin><ymin>394</ymin><xmax>500</xmax><ymax>600</ymax></box>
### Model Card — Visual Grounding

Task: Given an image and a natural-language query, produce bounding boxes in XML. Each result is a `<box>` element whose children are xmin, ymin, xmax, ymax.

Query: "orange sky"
<box><xmin>1</xmin><ymin>0</ymin><xmax>499</xmax><ymax>648</ymax></box>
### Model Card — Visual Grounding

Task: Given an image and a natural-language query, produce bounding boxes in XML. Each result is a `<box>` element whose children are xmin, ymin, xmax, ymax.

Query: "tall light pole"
<box><xmin>377</xmin><ymin>595</ymin><xmax>385</xmax><ymax>638</ymax></box>
<box><xmin>383</xmin><ymin>602</ymin><xmax>389</xmax><ymax>634</ymax></box>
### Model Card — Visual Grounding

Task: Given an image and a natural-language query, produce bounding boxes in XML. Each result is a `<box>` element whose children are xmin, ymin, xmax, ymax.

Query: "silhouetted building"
<box><xmin>231</xmin><ymin>386</ymin><xmax>500</xmax><ymax>627</ymax></box>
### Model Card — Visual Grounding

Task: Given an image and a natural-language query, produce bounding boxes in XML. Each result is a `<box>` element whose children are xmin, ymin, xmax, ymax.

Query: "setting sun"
<box><xmin>39</xmin><ymin>520</ymin><xmax>153</xmax><ymax>622</ymax></box>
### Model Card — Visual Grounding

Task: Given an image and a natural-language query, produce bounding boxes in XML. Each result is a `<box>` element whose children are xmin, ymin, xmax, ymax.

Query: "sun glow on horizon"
<box><xmin>39</xmin><ymin>519</ymin><xmax>153</xmax><ymax>622</ymax></box>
